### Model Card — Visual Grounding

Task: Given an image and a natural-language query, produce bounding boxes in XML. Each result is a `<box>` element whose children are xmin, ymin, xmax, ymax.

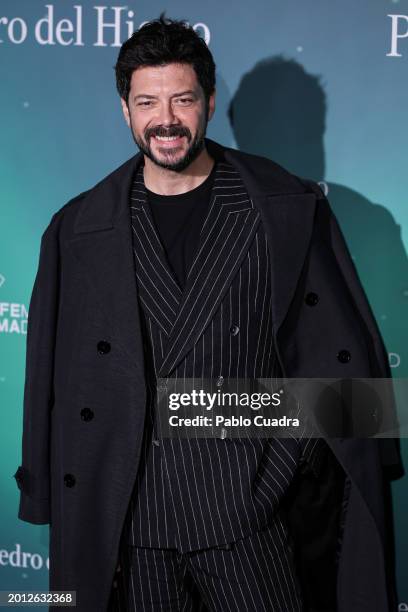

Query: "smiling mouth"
<box><xmin>151</xmin><ymin>134</ymin><xmax>186</xmax><ymax>148</ymax></box>
<box><xmin>154</xmin><ymin>135</ymin><xmax>183</xmax><ymax>141</ymax></box>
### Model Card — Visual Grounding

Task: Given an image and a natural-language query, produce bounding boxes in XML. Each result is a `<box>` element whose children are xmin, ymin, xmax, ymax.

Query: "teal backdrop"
<box><xmin>1</xmin><ymin>1</ymin><xmax>407</xmax><ymax>608</ymax></box>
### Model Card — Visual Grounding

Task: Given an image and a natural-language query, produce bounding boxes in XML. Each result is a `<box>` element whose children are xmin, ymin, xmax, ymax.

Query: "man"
<box><xmin>14</xmin><ymin>14</ymin><xmax>401</xmax><ymax>612</ymax></box>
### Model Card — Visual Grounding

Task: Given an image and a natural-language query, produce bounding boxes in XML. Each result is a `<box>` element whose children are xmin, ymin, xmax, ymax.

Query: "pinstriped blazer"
<box><xmin>126</xmin><ymin>160</ymin><xmax>323</xmax><ymax>552</ymax></box>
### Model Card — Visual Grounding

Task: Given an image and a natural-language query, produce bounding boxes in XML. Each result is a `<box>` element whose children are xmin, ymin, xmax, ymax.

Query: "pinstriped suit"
<box><xmin>112</xmin><ymin>160</ymin><xmax>325</xmax><ymax>609</ymax></box>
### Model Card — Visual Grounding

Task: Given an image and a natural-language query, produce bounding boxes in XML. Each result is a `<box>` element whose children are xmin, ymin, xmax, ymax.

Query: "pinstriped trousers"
<box><xmin>125</xmin><ymin>508</ymin><xmax>303</xmax><ymax>612</ymax></box>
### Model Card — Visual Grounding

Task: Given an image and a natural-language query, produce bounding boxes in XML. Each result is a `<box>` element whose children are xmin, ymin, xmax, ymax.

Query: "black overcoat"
<box><xmin>14</xmin><ymin>138</ymin><xmax>402</xmax><ymax>611</ymax></box>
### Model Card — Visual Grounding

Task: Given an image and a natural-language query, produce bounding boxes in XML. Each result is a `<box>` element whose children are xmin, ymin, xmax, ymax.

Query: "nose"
<box><xmin>156</xmin><ymin>100</ymin><xmax>178</xmax><ymax>126</ymax></box>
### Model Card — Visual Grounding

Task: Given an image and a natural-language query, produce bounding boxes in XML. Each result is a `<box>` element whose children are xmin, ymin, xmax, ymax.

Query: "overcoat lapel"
<box><xmin>255</xmin><ymin>192</ymin><xmax>317</xmax><ymax>333</ymax></box>
<box><xmin>67</xmin><ymin>156</ymin><xmax>147</xmax><ymax>388</ymax></box>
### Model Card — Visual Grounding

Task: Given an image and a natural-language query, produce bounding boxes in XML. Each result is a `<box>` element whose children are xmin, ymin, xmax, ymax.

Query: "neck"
<box><xmin>143</xmin><ymin>146</ymin><xmax>215</xmax><ymax>195</ymax></box>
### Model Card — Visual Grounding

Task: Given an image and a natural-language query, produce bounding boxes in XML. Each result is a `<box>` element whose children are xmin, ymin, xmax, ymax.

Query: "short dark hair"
<box><xmin>115</xmin><ymin>13</ymin><xmax>216</xmax><ymax>106</ymax></box>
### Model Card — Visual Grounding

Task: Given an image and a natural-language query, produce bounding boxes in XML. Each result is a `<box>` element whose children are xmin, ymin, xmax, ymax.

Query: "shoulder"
<box><xmin>210</xmin><ymin>139</ymin><xmax>327</xmax><ymax>198</ymax></box>
<box><xmin>42</xmin><ymin>153</ymin><xmax>140</xmax><ymax>239</ymax></box>
<box><xmin>41</xmin><ymin>190</ymin><xmax>89</xmax><ymax>243</ymax></box>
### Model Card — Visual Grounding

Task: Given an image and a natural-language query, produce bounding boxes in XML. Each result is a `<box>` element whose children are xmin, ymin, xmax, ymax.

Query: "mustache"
<box><xmin>144</xmin><ymin>125</ymin><xmax>192</xmax><ymax>141</ymax></box>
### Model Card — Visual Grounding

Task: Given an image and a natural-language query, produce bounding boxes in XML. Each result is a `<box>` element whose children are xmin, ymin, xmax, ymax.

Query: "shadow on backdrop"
<box><xmin>206</xmin><ymin>71</ymin><xmax>235</xmax><ymax>147</ymax></box>
<box><xmin>228</xmin><ymin>55</ymin><xmax>407</xmax><ymax>604</ymax></box>
<box><xmin>228</xmin><ymin>56</ymin><xmax>408</xmax><ymax>380</ymax></box>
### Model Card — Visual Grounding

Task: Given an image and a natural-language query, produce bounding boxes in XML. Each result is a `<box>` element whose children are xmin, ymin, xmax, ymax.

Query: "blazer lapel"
<box><xmin>130</xmin><ymin>164</ymin><xmax>182</xmax><ymax>337</ymax></box>
<box><xmin>157</xmin><ymin>161</ymin><xmax>261</xmax><ymax>377</ymax></box>
<box><xmin>222</xmin><ymin>146</ymin><xmax>317</xmax><ymax>338</ymax></box>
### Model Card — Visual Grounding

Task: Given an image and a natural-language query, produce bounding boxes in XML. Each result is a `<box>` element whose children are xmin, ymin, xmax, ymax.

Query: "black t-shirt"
<box><xmin>146</xmin><ymin>162</ymin><xmax>217</xmax><ymax>290</ymax></box>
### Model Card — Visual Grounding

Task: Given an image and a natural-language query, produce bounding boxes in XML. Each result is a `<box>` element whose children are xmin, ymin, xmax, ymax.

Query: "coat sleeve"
<box><xmin>13</xmin><ymin>212</ymin><xmax>61</xmax><ymax>524</ymax></box>
<box><xmin>311</xmin><ymin>181</ymin><xmax>404</xmax><ymax>478</ymax></box>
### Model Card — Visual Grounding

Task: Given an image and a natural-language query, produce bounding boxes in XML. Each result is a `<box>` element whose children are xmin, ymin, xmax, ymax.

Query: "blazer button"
<box><xmin>230</xmin><ymin>324</ymin><xmax>240</xmax><ymax>336</ymax></box>
<box><xmin>215</xmin><ymin>543</ymin><xmax>232</xmax><ymax>550</ymax></box>
<box><xmin>80</xmin><ymin>407</ymin><xmax>94</xmax><ymax>422</ymax></box>
<box><xmin>64</xmin><ymin>473</ymin><xmax>76</xmax><ymax>487</ymax></box>
<box><xmin>305</xmin><ymin>292</ymin><xmax>319</xmax><ymax>306</ymax></box>
<box><xmin>97</xmin><ymin>340</ymin><xmax>111</xmax><ymax>355</ymax></box>
<box><xmin>337</xmin><ymin>350</ymin><xmax>351</xmax><ymax>363</ymax></box>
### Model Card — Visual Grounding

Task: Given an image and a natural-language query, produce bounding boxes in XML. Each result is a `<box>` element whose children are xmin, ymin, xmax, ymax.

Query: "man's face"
<box><xmin>121</xmin><ymin>62</ymin><xmax>215</xmax><ymax>172</ymax></box>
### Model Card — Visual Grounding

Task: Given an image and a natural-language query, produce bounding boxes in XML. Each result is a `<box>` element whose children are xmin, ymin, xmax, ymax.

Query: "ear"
<box><xmin>207</xmin><ymin>89</ymin><xmax>216</xmax><ymax>122</ymax></box>
<box><xmin>120</xmin><ymin>98</ymin><xmax>131</xmax><ymax>128</ymax></box>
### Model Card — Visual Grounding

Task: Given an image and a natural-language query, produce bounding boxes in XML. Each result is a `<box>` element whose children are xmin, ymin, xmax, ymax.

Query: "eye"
<box><xmin>176</xmin><ymin>98</ymin><xmax>193</xmax><ymax>105</ymax></box>
<box><xmin>137</xmin><ymin>100</ymin><xmax>153</xmax><ymax>107</ymax></box>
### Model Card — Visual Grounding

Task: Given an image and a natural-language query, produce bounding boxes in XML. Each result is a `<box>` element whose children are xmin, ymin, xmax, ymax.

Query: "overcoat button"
<box><xmin>305</xmin><ymin>292</ymin><xmax>319</xmax><ymax>306</ymax></box>
<box><xmin>216</xmin><ymin>375</ymin><xmax>224</xmax><ymax>387</ymax></box>
<box><xmin>64</xmin><ymin>473</ymin><xmax>76</xmax><ymax>487</ymax></box>
<box><xmin>230</xmin><ymin>325</ymin><xmax>240</xmax><ymax>335</ymax></box>
<box><xmin>337</xmin><ymin>350</ymin><xmax>351</xmax><ymax>363</ymax></box>
<box><xmin>80</xmin><ymin>407</ymin><xmax>94</xmax><ymax>421</ymax></box>
<box><xmin>97</xmin><ymin>340</ymin><xmax>111</xmax><ymax>354</ymax></box>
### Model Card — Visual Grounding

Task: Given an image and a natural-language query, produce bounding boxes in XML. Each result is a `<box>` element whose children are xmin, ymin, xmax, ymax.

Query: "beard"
<box><xmin>130</xmin><ymin>119</ymin><xmax>207</xmax><ymax>173</ymax></box>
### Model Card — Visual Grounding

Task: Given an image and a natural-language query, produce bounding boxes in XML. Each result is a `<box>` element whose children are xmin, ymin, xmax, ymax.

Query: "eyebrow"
<box><xmin>133</xmin><ymin>90</ymin><xmax>196</xmax><ymax>102</ymax></box>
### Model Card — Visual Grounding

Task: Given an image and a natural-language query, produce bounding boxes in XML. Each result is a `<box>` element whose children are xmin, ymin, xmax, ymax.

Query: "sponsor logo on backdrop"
<box><xmin>0</xmin><ymin>302</ymin><xmax>27</xmax><ymax>334</ymax></box>
<box><xmin>387</xmin><ymin>14</ymin><xmax>408</xmax><ymax>56</ymax></box>
<box><xmin>0</xmin><ymin>544</ymin><xmax>49</xmax><ymax>571</ymax></box>
<box><xmin>389</xmin><ymin>353</ymin><xmax>401</xmax><ymax>368</ymax></box>
<box><xmin>0</xmin><ymin>5</ymin><xmax>210</xmax><ymax>46</ymax></box>
<box><xmin>0</xmin><ymin>276</ymin><xmax>28</xmax><ymax>334</ymax></box>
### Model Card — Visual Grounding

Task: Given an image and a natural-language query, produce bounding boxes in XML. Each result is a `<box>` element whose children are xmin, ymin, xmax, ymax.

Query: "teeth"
<box><xmin>155</xmin><ymin>135</ymin><xmax>180</xmax><ymax>141</ymax></box>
